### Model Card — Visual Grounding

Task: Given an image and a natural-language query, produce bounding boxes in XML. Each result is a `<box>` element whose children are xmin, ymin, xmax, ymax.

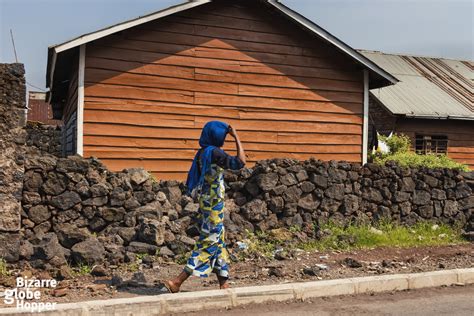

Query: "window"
<box><xmin>415</xmin><ymin>134</ymin><xmax>448</xmax><ymax>155</ymax></box>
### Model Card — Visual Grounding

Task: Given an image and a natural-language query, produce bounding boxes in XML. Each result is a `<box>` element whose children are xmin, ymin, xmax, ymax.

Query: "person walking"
<box><xmin>164</xmin><ymin>121</ymin><xmax>246</xmax><ymax>292</ymax></box>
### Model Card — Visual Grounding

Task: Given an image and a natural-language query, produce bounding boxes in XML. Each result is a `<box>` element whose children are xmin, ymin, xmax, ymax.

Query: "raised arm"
<box><xmin>228</xmin><ymin>125</ymin><xmax>246</xmax><ymax>165</ymax></box>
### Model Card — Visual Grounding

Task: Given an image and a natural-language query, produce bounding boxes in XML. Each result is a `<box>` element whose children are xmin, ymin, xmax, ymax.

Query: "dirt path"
<box><xmin>180</xmin><ymin>285</ymin><xmax>474</xmax><ymax>316</ymax></box>
<box><xmin>1</xmin><ymin>244</ymin><xmax>472</xmax><ymax>306</ymax></box>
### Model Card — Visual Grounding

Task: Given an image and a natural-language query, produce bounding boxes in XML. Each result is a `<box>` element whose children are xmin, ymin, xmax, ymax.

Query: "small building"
<box><xmin>46</xmin><ymin>0</ymin><xmax>397</xmax><ymax>180</ymax></box>
<box><xmin>360</xmin><ymin>50</ymin><xmax>474</xmax><ymax>169</ymax></box>
<box><xmin>27</xmin><ymin>91</ymin><xmax>62</xmax><ymax>125</ymax></box>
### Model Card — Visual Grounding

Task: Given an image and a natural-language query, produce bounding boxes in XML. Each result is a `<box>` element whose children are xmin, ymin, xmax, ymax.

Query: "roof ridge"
<box><xmin>357</xmin><ymin>49</ymin><xmax>473</xmax><ymax>63</ymax></box>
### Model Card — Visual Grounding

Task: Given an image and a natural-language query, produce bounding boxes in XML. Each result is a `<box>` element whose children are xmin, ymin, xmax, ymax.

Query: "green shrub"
<box><xmin>379</xmin><ymin>133</ymin><xmax>411</xmax><ymax>154</ymax></box>
<box><xmin>374</xmin><ymin>152</ymin><xmax>469</xmax><ymax>171</ymax></box>
<box><xmin>374</xmin><ymin>133</ymin><xmax>468</xmax><ymax>171</ymax></box>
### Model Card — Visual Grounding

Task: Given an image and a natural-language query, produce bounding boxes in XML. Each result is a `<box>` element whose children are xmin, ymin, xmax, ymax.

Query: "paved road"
<box><xmin>181</xmin><ymin>285</ymin><xmax>474</xmax><ymax>316</ymax></box>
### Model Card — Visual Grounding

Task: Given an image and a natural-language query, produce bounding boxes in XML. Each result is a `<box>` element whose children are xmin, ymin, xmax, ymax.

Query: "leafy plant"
<box><xmin>72</xmin><ymin>262</ymin><xmax>94</xmax><ymax>276</ymax></box>
<box><xmin>379</xmin><ymin>133</ymin><xmax>411</xmax><ymax>154</ymax></box>
<box><xmin>136</xmin><ymin>253</ymin><xmax>148</xmax><ymax>260</ymax></box>
<box><xmin>237</xmin><ymin>230</ymin><xmax>277</xmax><ymax>260</ymax></box>
<box><xmin>127</xmin><ymin>262</ymin><xmax>140</xmax><ymax>272</ymax></box>
<box><xmin>289</xmin><ymin>225</ymin><xmax>302</xmax><ymax>233</ymax></box>
<box><xmin>176</xmin><ymin>253</ymin><xmax>190</xmax><ymax>265</ymax></box>
<box><xmin>0</xmin><ymin>258</ymin><xmax>10</xmax><ymax>277</ymax></box>
<box><xmin>373</xmin><ymin>133</ymin><xmax>468</xmax><ymax>171</ymax></box>
<box><xmin>375</xmin><ymin>152</ymin><xmax>469</xmax><ymax>171</ymax></box>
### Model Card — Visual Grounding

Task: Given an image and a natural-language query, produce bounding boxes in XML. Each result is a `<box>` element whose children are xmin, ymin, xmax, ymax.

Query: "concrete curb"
<box><xmin>1</xmin><ymin>268</ymin><xmax>473</xmax><ymax>315</ymax></box>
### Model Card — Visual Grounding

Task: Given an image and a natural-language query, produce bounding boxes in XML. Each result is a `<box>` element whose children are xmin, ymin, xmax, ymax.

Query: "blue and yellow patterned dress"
<box><xmin>184</xmin><ymin>148</ymin><xmax>243</xmax><ymax>278</ymax></box>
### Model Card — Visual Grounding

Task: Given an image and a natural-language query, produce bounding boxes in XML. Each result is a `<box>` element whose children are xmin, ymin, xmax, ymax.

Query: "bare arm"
<box><xmin>228</xmin><ymin>125</ymin><xmax>246</xmax><ymax>165</ymax></box>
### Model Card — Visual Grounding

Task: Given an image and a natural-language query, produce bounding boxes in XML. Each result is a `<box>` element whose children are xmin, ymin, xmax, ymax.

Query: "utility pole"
<box><xmin>10</xmin><ymin>29</ymin><xmax>19</xmax><ymax>62</ymax></box>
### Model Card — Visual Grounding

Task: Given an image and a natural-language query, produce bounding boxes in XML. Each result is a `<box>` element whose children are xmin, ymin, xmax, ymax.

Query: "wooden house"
<box><xmin>361</xmin><ymin>50</ymin><xmax>474</xmax><ymax>170</ymax></box>
<box><xmin>46</xmin><ymin>0</ymin><xmax>397</xmax><ymax>180</ymax></box>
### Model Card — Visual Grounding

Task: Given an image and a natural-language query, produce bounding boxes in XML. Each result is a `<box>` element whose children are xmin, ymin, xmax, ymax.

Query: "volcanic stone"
<box><xmin>300</xmin><ymin>181</ymin><xmax>315</xmax><ymax>193</ymax></box>
<box><xmin>245</xmin><ymin>180</ymin><xmax>260</xmax><ymax>197</ymax></box>
<box><xmin>341</xmin><ymin>195</ymin><xmax>359</xmax><ymax>215</ymax></box>
<box><xmin>50</xmin><ymin>191</ymin><xmax>81</xmax><ymax>210</ymax></box>
<box><xmin>362</xmin><ymin>188</ymin><xmax>383</xmax><ymax>203</ymax></box>
<box><xmin>256</xmin><ymin>213</ymin><xmax>278</xmax><ymax>231</ymax></box>
<box><xmin>310</xmin><ymin>173</ymin><xmax>328</xmax><ymax>189</ymax></box>
<box><xmin>295</xmin><ymin>170</ymin><xmax>308</xmax><ymax>182</ymax></box>
<box><xmin>34</xmin><ymin>233</ymin><xmax>67</xmax><ymax>265</ymax></box>
<box><xmin>28</xmin><ymin>205</ymin><xmax>50</xmax><ymax>224</ymax></box>
<box><xmin>71</xmin><ymin>238</ymin><xmax>105</xmax><ymax>265</ymax></box>
<box><xmin>242</xmin><ymin>199</ymin><xmax>268</xmax><ymax>222</ymax></box>
<box><xmin>90</xmin><ymin>183</ymin><xmax>109</xmax><ymax>197</ymax></box>
<box><xmin>42</xmin><ymin>173</ymin><xmax>68</xmax><ymax>196</ymax></box>
<box><xmin>443</xmin><ymin>200</ymin><xmax>459</xmax><ymax>216</ymax></box>
<box><xmin>455</xmin><ymin>183</ymin><xmax>472</xmax><ymax>199</ymax></box>
<box><xmin>271</xmin><ymin>185</ymin><xmax>287</xmax><ymax>196</ymax></box>
<box><xmin>256</xmin><ymin>173</ymin><xmax>279</xmax><ymax>191</ymax></box>
<box><xmin>126</xmin><ymin>242</ymin><xmax>158</xmax><ymax>255</ymax></box>
<box><xmin>423</xmin><ymin>175</ymin><xmax>439</xmax><ymax>188</ymax></box>
<box><xmin>89</xmin><ymin>217</ymin><xmax>107</xmax><ymax>232</ymax></box>
<box><xmin>0</xmin><ymin>233</ymin><xmax>20</xmax><ymax>262</ymax></box>
<box><xmin>268</xmin><ymin>196</ymin><xmax>285</xmax><ymax>213</ymax></box>
<box><xmin>162</xmin><ymin>186</ymin><xmax>182</xmax><ymax>205</ymax></box>
<box><xmin>77</xmin><ymin>185</ymin><xmax>101</xmax><ymax>201</ymax></box>
<box><xmin>394</xmin><ymin>191</ymin><xmax>410</xmax><ymax>203</ymax></box>
<box><xmin>297</xmin><ymin>193</ymin><xmax>319</xmax><ymax>211</ymax></box>
<box><xmin>22</xmin><ymin>191</ymin><xmax>41</xmax><ymax>205</ymax></box>
<box><xmin>137</xmin><ymin>218</ymin><xmax>165</xmax><ymax>246</ymax></box>
<box><xmin>280</xmin><ymin>173</ymin><xmax>298</xmax><ymax>186</ymax></box>
<box><xmin>431</xmin><ymin>189</ymin><xmax>447</xmax><ymax>200</ymax></box>
<box><xmin>413</xmin><ymin>190</ymin><xmax>431</xmax><ymax>205</ymax></box>
<box><xmin>118</xmin><ymin>227</ymin><xmax>136</xmax><ymax>244</ymax></box>
<box><xmin>127</xmin><ymin>168</ymin><xmax>149</xmax><ymax>186</ymax></box>
<box><xmin>418</xmin><ymin>205</ymin><xmax>434</xmax><ymax>219</ymax></box>
<box><xmin>282</xmin><ymin>184</ymin><xmax>303</xmax><ymax>203</ymax></box>
<box><xmin>24</xmin><ymin>172</ymin><xmax>43</xmax><ymax>191</ymax></box>
<box><xmin>100</xmin><ymin>207</ymin><xmax>126</xmax><ymax>222</ymax></box>
<box><xmin>55</xmin><ymin>223</ymin><xmax>91</xmax><ymax>248</ymax></box>
<box><xmin>401</xmin><ymin>177</ymin><xmax>416</xmax><ymax>192</ymax></box>
<box><xmin>325</xmin><ymin>184</ymin><xmax>345</xmax><ymax>201</ymax></box>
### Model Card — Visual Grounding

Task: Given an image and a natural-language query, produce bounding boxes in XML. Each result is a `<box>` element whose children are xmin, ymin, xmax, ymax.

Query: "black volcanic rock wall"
<box><xmin>7</xmin><ymin>153</ymin><xmax>473</xmax><ymax>272</ymax></box>
<box><xmin>0</xmin><ymin>63</ymin><xmax>27</xmax><ymax>262</ymax></box>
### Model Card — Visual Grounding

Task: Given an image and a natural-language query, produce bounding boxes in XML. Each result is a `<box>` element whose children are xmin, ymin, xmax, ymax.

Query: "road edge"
<box><xmin>1</xmin><ymin>268</ymin><xmax>473</xmax><ymax>315</ymax></box>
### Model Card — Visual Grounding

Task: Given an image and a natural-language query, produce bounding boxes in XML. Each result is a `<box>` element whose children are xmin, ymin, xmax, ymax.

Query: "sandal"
<box><xmin>161</xmin><ymin>280</ymin><xmax>180</xmax><ymax>293</ymax></box>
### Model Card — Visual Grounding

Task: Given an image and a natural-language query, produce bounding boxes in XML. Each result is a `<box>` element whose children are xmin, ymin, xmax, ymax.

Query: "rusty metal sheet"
<box><xmin>27</xmin><ymin>92</ymin><xmax>63</xmax><ymax>125</ymax></box>
<box><xmin>359</xmin><ymin>50</ymin><xmax>474</xmax><ymax>120</ymax></box>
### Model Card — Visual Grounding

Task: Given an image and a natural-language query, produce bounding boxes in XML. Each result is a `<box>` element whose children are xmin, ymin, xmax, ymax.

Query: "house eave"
<box><xmin>402</xmin><ymin>114</ymin><xmax>474</xmax><ymax>121</ymax></box>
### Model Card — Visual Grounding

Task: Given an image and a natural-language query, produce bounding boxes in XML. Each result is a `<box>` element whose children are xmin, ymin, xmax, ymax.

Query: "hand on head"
<box><xmin>228</xmin><ymin>125</ymin><xmax>238</xmax><ymax>138</ymax></box>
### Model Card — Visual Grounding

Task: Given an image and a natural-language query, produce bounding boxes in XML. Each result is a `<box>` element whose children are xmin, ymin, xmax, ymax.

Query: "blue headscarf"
<box><xmin>186</xmin><ymin>121</ymin><xmax>229</xmax><ymax>195</ymax></box>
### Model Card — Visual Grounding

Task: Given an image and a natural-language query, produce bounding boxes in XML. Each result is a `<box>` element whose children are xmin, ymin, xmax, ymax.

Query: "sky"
<box><xmin>1</xmin><ymin>0</ymin><xmax>472</xmax><ymax>91</ymax></box>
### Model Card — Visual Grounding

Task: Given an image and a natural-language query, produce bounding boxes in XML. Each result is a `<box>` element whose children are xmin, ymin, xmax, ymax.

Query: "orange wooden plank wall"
<box><xmin>396</xmin><ymin>119</ymin><xmax>474</xmax><ymax>170</ymax></box>
<box><xmin>82</xmin><ymin>2</ymin><xmax>364</xmax><ymax>180</ymax></box>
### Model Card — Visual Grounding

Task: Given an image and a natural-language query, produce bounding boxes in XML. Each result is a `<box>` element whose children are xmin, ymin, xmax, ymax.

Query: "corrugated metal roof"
<box><xmin>359</xmin><ymin>50</ymin><xmax>474</xmax><ymax>120</ymax></box>
<box><xmin>27</xmin><ymin>92</ymin><xmax>62</xmax><ymax>125</ymax></box>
